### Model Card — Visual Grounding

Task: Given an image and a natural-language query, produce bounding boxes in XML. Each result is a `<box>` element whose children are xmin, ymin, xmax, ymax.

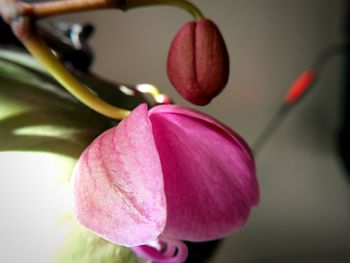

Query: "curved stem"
<box><xmin>123</xmin><ymin>0</ymin><xmax>204</xmax><ymax>21</ymax></box>
<box><xmin>25</xmin><ymin>0</ymin><xmax>121</xmax><ymax>19</ymax></box>
<box><xmin>22</xmin><ymin>0</ymin><xmax>204</xmax><ymax>21</ymax></box>
<box><xmin>18</xmin><ymin>19</ymin><xmax>130</xmax><ymax>120</ymax></box>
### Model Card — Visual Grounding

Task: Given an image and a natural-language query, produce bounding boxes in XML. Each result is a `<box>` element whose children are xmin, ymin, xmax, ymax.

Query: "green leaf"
<box><xmin>0</xmin><ymin>51</ymin><xmax>113</xmax><ymax>157</ymax></box>
<box><xmin>0</xmin><ymin>48</ymin><xmax>145</xmax><ymax>263</ymax></box>
<box><xmin>53</xmin><ymin>224</ymin><xmax>143</xmax><ymax>263</ymax></box>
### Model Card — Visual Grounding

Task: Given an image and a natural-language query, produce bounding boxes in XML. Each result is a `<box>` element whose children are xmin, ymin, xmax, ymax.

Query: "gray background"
<box><xmin>67</xmin><ymin>0</ymin><xmax>350</xmax><ymax>262</ymax></box>
<box><xmin>0</xmin><ymin>0</ymin><xmax>349</xmax><ymax>262</ymax></box>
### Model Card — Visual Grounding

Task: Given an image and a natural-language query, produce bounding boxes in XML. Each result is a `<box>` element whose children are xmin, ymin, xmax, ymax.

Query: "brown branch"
<box><xmin>26</xmin><ymin>0</ymin><xmax>124</xmax><ymax>19</ymax></box>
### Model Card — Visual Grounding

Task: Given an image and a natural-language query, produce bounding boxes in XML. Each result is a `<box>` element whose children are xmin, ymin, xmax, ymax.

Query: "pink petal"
<box><xmin>149</xmin><ymin>105</ymin><xmax>259</xmax><ymax>242</ymax></box>
<box><xmin>72</xmin><ymin>104</ymin><xmax>166</xmax><ymax>247</ymax></box>
<box><xmin>132</xmin><ymin>237</ymin><xmax>188</xmax><ymax>263</ymax></box>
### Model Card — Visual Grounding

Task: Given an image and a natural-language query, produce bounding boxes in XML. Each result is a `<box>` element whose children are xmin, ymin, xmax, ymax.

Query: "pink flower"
<box><xmin>72</xmin><ymin>104</ymin><xmax>258</xmax><ymax>262</ymax></box>
<box><xmin>167</xmin><ymin>19</ymin><xmax>230</xmax><ymax>105</ymax></box>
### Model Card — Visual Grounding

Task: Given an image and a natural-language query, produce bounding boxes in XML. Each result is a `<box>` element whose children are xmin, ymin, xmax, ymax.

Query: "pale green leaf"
<box><xmin>0</xmin><ymin>48</ymin><xmax>144</xmax><ymax>263</ymax></box>
<box><xmin>53</xmin><ymin>224</ymin><xmax>143</xmax><ymax>263</ymax></box>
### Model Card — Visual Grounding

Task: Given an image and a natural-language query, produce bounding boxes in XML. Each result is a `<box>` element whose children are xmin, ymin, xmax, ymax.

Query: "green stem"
<box><xmin>2</xmin><ymin>0</ymin><xmax>204</xmax><ymax>119</ymax></box>
<box><xmin>123</xmin><ymin>0</ymin><xmax>204</xmax><ymax>21</ymax></box>
<box><xmin>18</xmin><ymin>20</ymin><xmax>130</xmax><ymax>120</ymax></box>
<box><xmin>23</xmin><ymin>0</ymin><xmax>204</xmax><ymax>21</ymax></box>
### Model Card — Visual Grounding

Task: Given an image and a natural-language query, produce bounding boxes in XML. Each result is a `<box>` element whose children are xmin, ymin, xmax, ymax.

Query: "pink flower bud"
<box><xmin>167</xmin><ymin>19</ymin><xmax>229</xmax><ymax>105</ymax></box>
<box><xmin>72</xmin><ymin>103</ymin><xmax>258</xmax><ymax>262</ymax></box>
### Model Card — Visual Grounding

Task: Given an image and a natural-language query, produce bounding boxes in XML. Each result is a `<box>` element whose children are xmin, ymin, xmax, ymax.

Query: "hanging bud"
<box><xmin>167</xmin><ymin>19</ymin><xmax>229</xmax><ymax>105</ymax></box>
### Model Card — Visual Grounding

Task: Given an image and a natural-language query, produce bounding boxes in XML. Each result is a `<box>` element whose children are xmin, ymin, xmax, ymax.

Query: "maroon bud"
<box><xmin>167</xmin><ymin>19</ymin><xmax>229</xmax><ymax>105</ymax></box>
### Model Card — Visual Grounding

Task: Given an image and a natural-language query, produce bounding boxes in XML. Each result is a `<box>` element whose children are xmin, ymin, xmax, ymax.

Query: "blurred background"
<box><xmin>60</xmin><ymin>0</ymin><xmax>350</xmax><ymax>262</ymax></box>
<box><xmin>1</xmin><ymin>0</ymin><xmax>350</xmax><ymax>262</ymax></box>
